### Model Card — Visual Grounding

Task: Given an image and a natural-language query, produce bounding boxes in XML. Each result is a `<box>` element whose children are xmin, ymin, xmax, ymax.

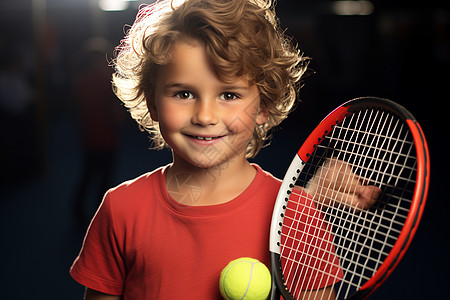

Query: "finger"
<box><xmin>356</xmin><ymin>185</ymin><xmax>381</xmax><ymax>208</ymax></box>
<box><xmin>309</xmin><ymin>180</ymin><xmax>381</xmax><ymax>212</ymax></box>
<box><xmin>322</xmin><ymin>161</ymin><xmax>360</xmax><ymax>194</ymax></box>
<box><xmin>311</xmin><ymin>185</ymin><xmax>366</xmax><ymax>212</ymax></box>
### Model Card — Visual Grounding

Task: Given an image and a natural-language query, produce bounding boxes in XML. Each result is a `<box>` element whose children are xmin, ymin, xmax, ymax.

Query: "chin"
<box><xmin>191</xmin><ymin>159</ymin><xmax>223</xmax><ymax>170</ymax></box>
<box><xmin>188</xmin><ymin>154</ymin><xmax>232</xmax><ymax>171</ymax></box>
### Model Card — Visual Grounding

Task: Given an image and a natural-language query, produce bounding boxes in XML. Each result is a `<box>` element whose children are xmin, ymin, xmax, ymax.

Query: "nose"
<box><xmin>191</xmin><ymin>98</ymin><xmax>218</xmax><ymax>126</ymax></box>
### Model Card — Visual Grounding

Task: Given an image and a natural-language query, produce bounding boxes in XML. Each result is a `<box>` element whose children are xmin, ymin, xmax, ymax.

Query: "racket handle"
<box><xmin>270</xmin><ymin>251</ymin><xmax>283</xmax><ymax>300</ymax></box>
<box><xmin>269</xmin><ymin>279</ymin><xmax>280</xmax><ymax>300</ymax></box>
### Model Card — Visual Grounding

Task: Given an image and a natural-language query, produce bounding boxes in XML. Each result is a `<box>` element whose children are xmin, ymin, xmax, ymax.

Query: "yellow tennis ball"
<box><xmin>219</xmin><ymin>257</ymin><xmax>271</xmax><ymax>300</ymax></box>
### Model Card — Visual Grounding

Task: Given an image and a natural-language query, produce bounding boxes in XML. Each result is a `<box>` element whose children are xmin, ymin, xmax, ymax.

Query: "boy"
<box><xmin>70</xmin><ymin>0</ymin><xmax>377</xmax><ymax>299</ymax></box>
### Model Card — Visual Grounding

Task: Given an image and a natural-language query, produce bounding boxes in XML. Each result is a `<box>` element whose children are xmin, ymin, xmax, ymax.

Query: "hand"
<box><xmin>305</xmin><ymin>158</ymin><xmax>381</xmax><ymax>212</ymax></box>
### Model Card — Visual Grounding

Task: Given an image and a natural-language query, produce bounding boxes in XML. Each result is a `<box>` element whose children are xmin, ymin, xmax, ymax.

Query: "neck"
<box><xmin>165</xmin><ymin>158</ymin><xmax>257</xmax><ymax>206</ymax></box>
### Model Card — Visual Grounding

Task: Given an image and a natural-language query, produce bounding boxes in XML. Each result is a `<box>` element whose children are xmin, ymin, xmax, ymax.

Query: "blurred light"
<box><xmin>98</xmin><ymin>0</ymin><xmax>129</xmax><ymax>11</ymax></box>
<box><xmin>332</xmin><ymin>1</ymin><xmax>374</xmax><ymax>16</ymax></box>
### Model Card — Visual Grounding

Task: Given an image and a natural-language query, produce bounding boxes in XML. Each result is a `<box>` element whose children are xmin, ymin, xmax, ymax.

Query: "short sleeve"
<box><xmin>70</xmin><ymin>192</ymin><xmax>125</xmax><ymax>295</ymax></box>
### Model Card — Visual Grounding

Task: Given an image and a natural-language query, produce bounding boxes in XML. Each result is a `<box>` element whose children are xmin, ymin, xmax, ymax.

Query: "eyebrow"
<box><xmin>221</xmin><ymin>85</ymin><xmax>250</xmax><ymax>91</ymax></box>
<box><xmin>163</xmin><ymin>83</ymin><xmax>191</xmax><ymax>90</ymax></box>
<box><xmin>163</xmin><ymin>83</ymin><xmax>250</xmax><ymax>91</ymax></box>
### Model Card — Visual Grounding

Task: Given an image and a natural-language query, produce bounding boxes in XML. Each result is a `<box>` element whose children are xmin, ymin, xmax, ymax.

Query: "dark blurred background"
<box><xmin>0</xmin><ymin>0</ymin><xmax>448</xmax><ymax>299</ymax></box>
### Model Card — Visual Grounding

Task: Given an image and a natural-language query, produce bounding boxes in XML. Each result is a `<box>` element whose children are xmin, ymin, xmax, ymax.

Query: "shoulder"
<box><xmin>94</xmin><ymin>166</ymin><xmax>170</xmax><ymax>229</ymax></box>
<box><xmin>111</xmin><ymin>166</ymin><xmax>165</xmax><ymax>193</ymax></box>
<box><xmin>104</xmin><ymin>166</ymin><xmax>167</xmax><ymax>209</ymax></box>
<box><xmin>251</xmin><ymin>164</ymin><xmax>282</xmax><ymax>194</ymax></box>
<box><xmin>253</xmin><ymin>164</ymin><xmax>281</xmax><ymax>184</ymax></box>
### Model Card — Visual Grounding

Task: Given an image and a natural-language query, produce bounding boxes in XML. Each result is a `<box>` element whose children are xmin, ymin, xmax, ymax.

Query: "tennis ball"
<box><xmin>219</xmin><ymin>257</ymin><xmax>271</xmax><ymax>300</ymax></box>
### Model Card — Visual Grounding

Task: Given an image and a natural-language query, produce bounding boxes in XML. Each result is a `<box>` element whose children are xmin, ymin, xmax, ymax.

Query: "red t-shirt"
<box><xmin>70</xmin><ymin>164</ymin><xmax>341</xmax><ymax>299</ymax></box>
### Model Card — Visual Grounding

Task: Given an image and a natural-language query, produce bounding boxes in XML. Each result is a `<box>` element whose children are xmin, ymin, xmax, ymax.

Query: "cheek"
<box><xmin>226</xmin><ymin>102</ymin><xmax>261</xmax><ymax>133</ymax></box>
<box><xmin>224</xmin><ymin>109</ymin><xmax>258</xmax><ymax>147</ymax></box>
<box><xmin>157</xmin><ymin>102</ymin><xmax>190</xmax><ymax>133</ymax></box>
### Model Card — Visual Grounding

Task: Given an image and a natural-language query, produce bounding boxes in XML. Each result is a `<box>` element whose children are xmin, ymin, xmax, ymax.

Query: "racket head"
<box><xmin>270</xmin><ymin>97</ymin><xmax>430</xmax><ymax>300</ymax></box>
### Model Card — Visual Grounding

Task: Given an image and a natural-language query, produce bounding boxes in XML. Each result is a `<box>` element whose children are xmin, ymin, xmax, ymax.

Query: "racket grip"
<box><xmin>270</xmin><ymin>252</ymin><xmax>283</xmax><ymax>300</ymax></box>
<box><xmin>269</xmin><ymin>279</ymin><xmax>280</xmax><ymax>300</ymax></box>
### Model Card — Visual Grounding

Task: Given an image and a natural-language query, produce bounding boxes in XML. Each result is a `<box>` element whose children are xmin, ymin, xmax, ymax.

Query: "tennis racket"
<box><xmin>269</xmin><ymin>97</ymin><xmax>430</xmax><ymax>300</ymax></box>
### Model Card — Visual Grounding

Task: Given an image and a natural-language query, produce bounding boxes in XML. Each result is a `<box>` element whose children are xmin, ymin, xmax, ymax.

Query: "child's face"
<box><xmin>150</xmin><ymin>41</ymin><xmax>268</xmax><ymax>169</ymax></box>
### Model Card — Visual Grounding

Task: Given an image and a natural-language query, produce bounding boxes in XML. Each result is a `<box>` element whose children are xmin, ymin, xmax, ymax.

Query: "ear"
<box><xmin>146</xmin><ymin>94</ymin><xmax>159</xmax><ymax>122</ymax></box>
<box><xmin>255</xmin><ymin>105</ymin><xmax>269</xmax><ymax>126</ymax></box>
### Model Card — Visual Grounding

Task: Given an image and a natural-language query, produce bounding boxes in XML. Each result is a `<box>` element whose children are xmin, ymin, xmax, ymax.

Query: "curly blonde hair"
<box><xmin>112</xmin><ymin>0</ymin><xmax>308</xmax><ymax>158</ymax></box>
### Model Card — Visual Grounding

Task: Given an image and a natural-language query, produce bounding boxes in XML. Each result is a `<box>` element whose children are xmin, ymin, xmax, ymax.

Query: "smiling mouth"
<box><xmin>187</xmin><ymin>134</ymin><xmax>224</xmax><ymax>141</ymax></box>
<box><xmin>194</xmin><ymin>136</ymin><xmax>214</xmax><ymax>141</ymax></box>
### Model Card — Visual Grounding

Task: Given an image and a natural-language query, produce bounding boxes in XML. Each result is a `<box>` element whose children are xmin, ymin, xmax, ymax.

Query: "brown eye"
<box><xmin>176</xmin><ymin>91</ymin><xmax>194</xmax><ymax>100</ymax></box>
<box><xmin>220</xmin><ymin>92</ymin><xmax>238</xmax><ymax>101</ymax></box>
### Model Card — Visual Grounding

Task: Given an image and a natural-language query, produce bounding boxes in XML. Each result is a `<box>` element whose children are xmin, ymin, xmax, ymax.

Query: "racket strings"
<box><xmin>282</xmin><ymin>196</ymin><xmax>375</xmax><ymax>291</ymax></box>
<box><xmin>282</xmin><ymin>207</ymin><xmax>400</xmax><ymax>258</ymax></box>
<box><xmin>296</xmin><ymin>111</ymin><xmax>392</xmax><ymax>297</ymax></box>
<box><xmin>279</xmin><ymin>108</ymin><xmax>417</xmax><ymax>299</ymax></box>
<box><xmin>281</xmin><ymin>194</ymin><xmax>343</xmax><ymax>298</ymax></box>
